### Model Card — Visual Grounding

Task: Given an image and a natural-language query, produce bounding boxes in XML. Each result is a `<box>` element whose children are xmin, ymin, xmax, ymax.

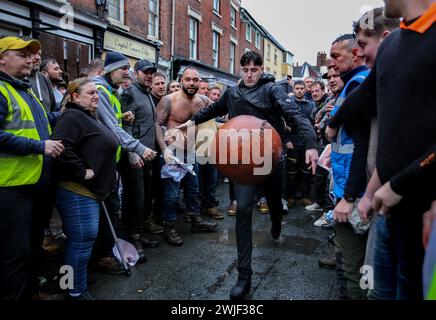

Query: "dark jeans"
<box><xmin>119</xmin><ymin>154</ymin><xmax>153</xmax><ymax>235</ymax></box>
<box><xmin>314</xmin><ymin>165</ymin><xmax>331</xmax><ymax>208</ymax></box>
<box><xmin>229</xmin><ymin>180</ymin><xmax>236</xmax><ymax>202</ymax></box>
<box><xmin>234</xmin><ymin>160</ymin><xmax>285</xmax><ymax>278</ymax></box>
<box><xmin>0</xmin><ymin>185</ymin><xmax>53</xmax><ymax>300</ymax></box>
<box><xmin>368</xmin><ymin>213</ymin><xmax>424</xmax><ymax>300</ymax></box>
<box><xmin>198</xmin><ymin>163</ymin><xmax>219</xmax><ymax>209</ymax></box>
<box><xmin>55</xmin><ymin>187</ymin><xmax>99</xmax><ymax>295</ymax></box>
<box><xmin>151</xmin><ymin>156</ymin><xmax>163</xmax><ymax>222</ymax></box>
<box><xmin>161</xmin><ymin>162</ymin><xmax>200</xmax><ymax>222</ymax></box>
<box><xmin>286</xmin><ymin>146</ymin><xmax>313</xmax><ymax>199</ymax></box>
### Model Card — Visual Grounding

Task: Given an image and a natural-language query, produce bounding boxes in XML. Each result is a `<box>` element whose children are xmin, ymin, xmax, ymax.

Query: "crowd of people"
<box><xmin>0</xmin><ymin>0</ymin><xmax>435</xmax><ymax>301</ymax></box>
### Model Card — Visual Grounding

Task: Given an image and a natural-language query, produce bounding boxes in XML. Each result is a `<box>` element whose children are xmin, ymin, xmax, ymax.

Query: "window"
<box><xmin>230</xmin><ymin>42</ymin><xmax>236</xmax><ymax>74</ymax></box>
<box><xmin>245</xmin><ymin>24</ymin><xmax>252</xmax><ymax>42</ymax></box>
<box><xmin>274</xmin><ymin>49</ymin><xmax>278</xmax><ymax>65</ymax></box>
<box><xmin>230</xmin><ymin>7</ymin><xmax>237</xmax><ymax>28</ymax></box>
<box><xmin>108</xmin><ymin>0</ymin><xmax>123</xmax><ymax>23</ymax></box>
<box><xmin>189</xmin><ymin>18</ymin><xmax>198</xmax><ymax>60</ymax></box>
<box><xmin>148</xmin><ymin>0</ymin><xmax>159</xmax><ymax>38</ymax></box>
<box><xmin>212</xmin><ymin>31</ymin><xmax>219</xmax><ymax>68</ymax></box>
<box><xmin>213</xmin><ymin>0</ymin><xmax>220</xmax><ymax>14</ymax></box>
<box><xmin>267</xmin><ymin>44</ymin><xmax>271</xmax><ymax>61</ymax></box>
<box><xmin>273</xmin><ymin>71</ymin><xmax>277</xmax><ymax>78</ymax></box>
<box><xmin>255</xmin><ymin>31</ymin><xmax>261</xmax><ymax>49</ymax></box>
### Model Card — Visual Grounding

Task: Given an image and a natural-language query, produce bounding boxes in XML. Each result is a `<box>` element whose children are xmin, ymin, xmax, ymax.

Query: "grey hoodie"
<box><xmin>93</xmin><ymin>76</ymin><xmax>146</xmax><ymax>156</ymax></box>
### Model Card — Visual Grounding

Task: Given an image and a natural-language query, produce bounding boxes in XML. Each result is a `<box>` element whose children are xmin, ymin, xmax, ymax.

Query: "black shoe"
<box><xmin>190</xmin><ymin>215</ymin><xmax>218</xmax><ymax>233</ymax></box>
<box><xmin>321</xmin><ymin>221</ymin><xmax>334</xmax><ymax>230</ymax></box>
<box><xmin>131</xmin><ymin>235</ymin><xmax>147</xmax><ymax>264</ymax></box>
<box><xmin>271</xmin><ymin>220</ymin><xmax>281</xmax><ymax>240</ymax></box>
<box><xmin>230</xmin><ymin>277</ymin><xmax>251</xmax><ymax>300</ymax></box>
<box><xmin>140</xmin><ymin>236</ymin><xmax>159</xmax><ymax>249</ymax></box>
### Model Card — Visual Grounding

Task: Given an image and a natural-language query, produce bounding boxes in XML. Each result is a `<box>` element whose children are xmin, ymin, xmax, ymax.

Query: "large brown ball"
<box><xmin>210</xmin><ymin>115</ymin><xmax>282</xmax><ymax>185</ymax></box>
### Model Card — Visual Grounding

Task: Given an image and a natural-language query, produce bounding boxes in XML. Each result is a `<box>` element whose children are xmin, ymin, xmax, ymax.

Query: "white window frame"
<box><xmin>148</xmin><ymin>0</ymin><xmax>159</xmax><ymax>38</ymax></box>
<box><xmin>245</xmin><ymin>23</ymin><xmax>252</xmax><ymax>42</ymax></box>
<box><xmin>230</xmin><ymin>7</ymin><xmax>237</xmax><ymax>28</ymax></box>
<box><xmin>230</xmin><ymin>42</ymin><xmax>236</xmax><ymax>74</ymax></box>
<box><xmin>189</xmin><ymin>17</ymin><xmax>198</xmax><ymax>60</ymax></box>
<box><xmin>108</xmin><ymin>0</ymin><xmax>124</xmax><ymax>24</ymax></box>
<box><xmin>255</xmin><ymin>31</ymin><xmax>261</xmax><ymax>49</ymax></box>
<box><xmin>212</xmin><ymin>31</ymin><xmax>220</xmax><ymax>68</ymax></box>
<box><xmin>213</xmin><ymin>0</ymin><xmax>220</xmax><ymax>14</ymax></box>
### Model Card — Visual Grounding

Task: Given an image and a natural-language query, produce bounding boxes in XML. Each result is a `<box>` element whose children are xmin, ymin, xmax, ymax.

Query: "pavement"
<box><xmin>40</xmin><ymin>182</ymin><xmax>339</xmax><ymax>300</ymax></box>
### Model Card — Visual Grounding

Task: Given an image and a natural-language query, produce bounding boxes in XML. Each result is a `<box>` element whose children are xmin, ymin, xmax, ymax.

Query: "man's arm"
<box><xmin>155</xmin><ymin>95</ymin><xmax>172</xmax><ymax>153</ymax></box>
<box><xmin>96</xmin><ymin>89</ymin><xmax>146</xmax><ymax>156</ymax></box>
<box><xmin>329</xmin><ymin>67</ymin><xmax>377</xmax><ymax>129</ymax></box>
<box><xmin>390</xmin><ymin>145</ymin><xmax>436</xmax><ymax>196</ymax></box>
<box><xmin>191</xmin><ymin>90</ymin><xmax>228</xmax><ymax>124</ymax></box>
<box><xmin>120</xmin><ymin>91</ymin><xmax>135</xmax><ymax>137</ymax></box>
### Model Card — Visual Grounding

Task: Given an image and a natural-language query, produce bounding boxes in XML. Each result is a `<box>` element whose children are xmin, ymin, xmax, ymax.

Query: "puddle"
<box><xmin>200</xmin><ymin>230</ymin><xmax>319</xmax><ymax>255</ymax></box>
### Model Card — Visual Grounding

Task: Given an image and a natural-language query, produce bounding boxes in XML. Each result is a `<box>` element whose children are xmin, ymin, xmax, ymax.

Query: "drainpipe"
<box><xmin>170</xmin><ymin>0</ymin><xmax>175</xmax><ymax>78</ymax></box>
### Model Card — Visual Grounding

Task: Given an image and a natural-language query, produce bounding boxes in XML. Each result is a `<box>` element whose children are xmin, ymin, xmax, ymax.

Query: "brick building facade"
<box><xmin>0</xmin><ymin>0</ymin><xmax>292</xmax><ymax>85</ymax></box>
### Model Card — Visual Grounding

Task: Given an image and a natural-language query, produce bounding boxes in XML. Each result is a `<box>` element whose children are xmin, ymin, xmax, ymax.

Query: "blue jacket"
<box><xmin>330</xmin><ymin>66</ymin><xmax>369</xmax><ymax>198</ymax></box>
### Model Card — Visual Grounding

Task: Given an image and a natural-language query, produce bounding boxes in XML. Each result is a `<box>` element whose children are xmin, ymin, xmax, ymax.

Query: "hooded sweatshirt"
<box><xmin>28</xmin><ymin>70</ymin><xmax>56</xmax><ymax>112</ymax></box>
<box><xmin>93</xmin><ymin>75</ymin><xmax>147</xmax><ymax>156</ymax></box>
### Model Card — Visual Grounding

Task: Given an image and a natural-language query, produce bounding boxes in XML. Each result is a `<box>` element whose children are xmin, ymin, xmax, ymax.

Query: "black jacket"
<box><xmin>51</xmin><ymin>102</ymin><xmax>118</xmax><ymax>197</ymax></box>
<box><xmin>120</xmin><ymin>82</ymin><xmax>156</xmax><ymax>150</ymax></box>
<box><xmin>192</xmin><ymin>73</ymin><xmax>318</xmax><ymax>150</ymax></box>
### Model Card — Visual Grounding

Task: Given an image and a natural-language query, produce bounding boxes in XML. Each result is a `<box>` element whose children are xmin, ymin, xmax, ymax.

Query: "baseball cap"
<box><xmin>0</xmin><ymin>36</ymin><xmax>41</xmax><ymax>54</ymax></box>
<box><xmin>134</xmin><ymin>59</ymin><xmax>157</xmax><ymax>73</ymax></box>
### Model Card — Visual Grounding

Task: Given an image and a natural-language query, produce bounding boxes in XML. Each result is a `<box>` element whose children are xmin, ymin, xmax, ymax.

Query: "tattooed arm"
<box><xmin>155</xmin><ymin>95</ymin><xmax>172</xmax><ymax>154</ymax></box>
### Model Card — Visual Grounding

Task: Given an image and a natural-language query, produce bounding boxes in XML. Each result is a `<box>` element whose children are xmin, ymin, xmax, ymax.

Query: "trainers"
<box><xmin>258</xmin><ymin>198</ymin><xmax>269</xmax><ymax>214</ymax></box>
<box><xmin>313</xmin><ymin>213</ymin><xmax>329</xmax><ymax>227</ymax></box>
<box><xmin>205</xmin><ymin>207</ymin><xmax>224</xmax><ymax>219</ymax></box>
<box><xmin>305</xmin><ymin>202</ymin><xmax>323</xmax><ymax>212</ymax></box>
<box><xmin>282</xmin><ymin>198</ymin><xmax>289</xmax><ymax>215</ymax></box>
<box><xmin>183</xmin><ymin>214</ymin><xmax>191</xmax><ymax>223</ymax></box>
<box><xmin>95</xmin><ymin>256</ymin><xmax>125</xmax><ymax>275</ymax></box>
<box><xmin>163</xmin><ymin>222</ymin><xmax>183</xmax><ymax>247</ymax></box>
<box><xmin>227</xmin><ymin>201</ymin><xmax>237</xmax><ymax>216</ymax></box>
<box><xmin>223</xmin><ymin>177</ymin><xmax>229</xmax><ymax>183</ymax></box>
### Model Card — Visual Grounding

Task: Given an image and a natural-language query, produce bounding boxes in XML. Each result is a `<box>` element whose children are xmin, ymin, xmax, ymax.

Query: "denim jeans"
<box><xmin>369</xmin><ymin>214</ymin><xmax>424</xmax><ymax>300</ymax></box>
<box><xmin>161</xmin><ymin>162</ymin><xmax>200</xmax><ymax>222</ymax></box>
<box><xmin>234</xmin><ymin>160</ymin><xmax>285</xmax><ymax>278</ymax></box>
<box><xmin>55</xmin><ymin>187</ymin><xmax>100</xmax><ymax>295</ymax></box>
<box><xmin>198</xmin><ymin>163</ymin><xmax>219</xmax><ymax>209</ymax></box>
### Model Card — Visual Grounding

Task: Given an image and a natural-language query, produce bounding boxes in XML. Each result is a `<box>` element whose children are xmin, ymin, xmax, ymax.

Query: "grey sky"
<box><xmin>242</xmin><ymin>0</ymin><xmax>385</xmax><ymax>65</ymax></box>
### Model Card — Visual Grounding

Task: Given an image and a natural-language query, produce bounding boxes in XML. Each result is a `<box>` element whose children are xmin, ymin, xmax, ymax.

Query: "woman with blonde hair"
<box><xmin>51</xmin><ymin>78</ymin><xmax>119</xmax><ymax>300</ymax></box>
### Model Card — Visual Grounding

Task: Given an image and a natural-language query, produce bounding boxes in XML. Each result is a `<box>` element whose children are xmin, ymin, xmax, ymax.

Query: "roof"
<box><xmin>293</xmin><ymin>62</ymin><xmax>322</xmax><ymax>79</ymax></box>
<box><xmin>240</xmin><ymin>7</ymin><xmax>266</xmax><ymax>35</ymax></box>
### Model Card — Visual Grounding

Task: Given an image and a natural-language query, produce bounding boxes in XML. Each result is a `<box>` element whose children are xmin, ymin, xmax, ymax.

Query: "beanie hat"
<box><xmin>104</xmin><ymin>52</ymin><xmax>130</xmax><ymax>75</ymax></box>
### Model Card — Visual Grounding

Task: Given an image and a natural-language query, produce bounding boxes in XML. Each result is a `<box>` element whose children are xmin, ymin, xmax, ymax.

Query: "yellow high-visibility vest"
<box><xmin>0</xmin><ymin>81</ymin><xmax>51</xmax><ymax>187</ymax></box>
<box><xmin>96</xmin><ymin>84</ymin><xmax>122</xmax><ymax>162</ymax></box>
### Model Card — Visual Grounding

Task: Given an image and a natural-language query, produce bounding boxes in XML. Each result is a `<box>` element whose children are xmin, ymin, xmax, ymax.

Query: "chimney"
<box><xmin>317</xmin><ymin>52</ymin><xmax>327</xmax><ymax>68</ymax></box>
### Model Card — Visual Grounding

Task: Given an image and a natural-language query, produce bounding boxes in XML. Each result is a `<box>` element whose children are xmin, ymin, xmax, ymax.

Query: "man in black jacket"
<box><xmin>178</xmin><ymin>51</ymin><xmax>318</xmax><ymax>300</ymax></box>
<box><xmin>120</xmin><ymin>59</ymin><xmax>161</xmax><ymax>261</ymax></box>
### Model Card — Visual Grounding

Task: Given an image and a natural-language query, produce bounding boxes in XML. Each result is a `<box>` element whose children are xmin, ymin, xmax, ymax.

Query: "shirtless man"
<box><xmin>155</xmin><ymin>67</ymin><xmax>218</xmax><ymax>246</ymax></box>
